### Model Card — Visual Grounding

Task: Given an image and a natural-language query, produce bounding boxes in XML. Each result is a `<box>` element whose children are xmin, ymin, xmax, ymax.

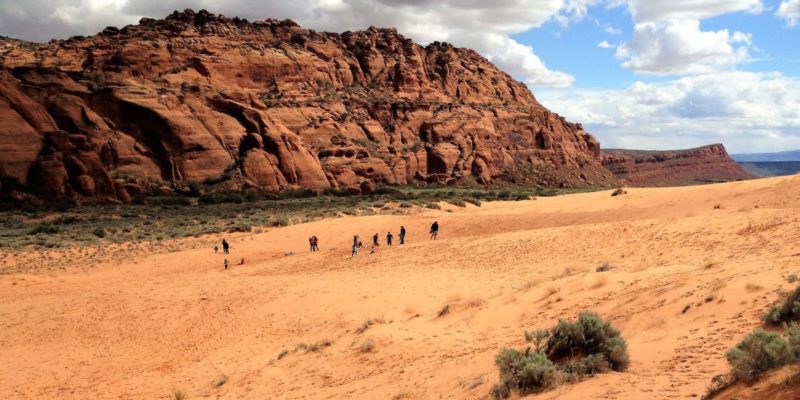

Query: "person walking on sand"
<box><xmin>430</xmin><ymin>221</ymin><xmax>439</xmax><ymax>240</ymax></box>
<box><xmin>308</xmin><ymin>236</ymin><xmax>314</xmax><ymax>252</ymax></box>
<box><xmin>399</xmin><ymin>226</ymin><xmax>406</xmax><ymax>244</ymax></box>
<box><xmin>224</xmin><ymin>259</ymin><xmax>229</xmax><ymax>270</ymax></box>
<box><xmin>222</xmin><ymin>238</ymin><xmax>230</xmax><ymax>254</ymax></box>
<box><xmin>373</xmin><ymin>233</ymin><xmax>380</xmax><ymax>247</ymax></box>
<box><xmin>214</xmin><ymin>244</ymin><xmax>218</xmax><ymax>254</ymax></box>
<box><xmin>312</xmin><ymin>236</ymin><xmax>319</xmax><ymax>252</ymax></box>
<box><xmin>351</xmin><ymin>241</ymin><xmax>359</xmax><ymax>257</ymax></box>
<box><xmin>386</xmin><ymin>231</ymin><xmax>393</xmax><ymax>246</ymax></box>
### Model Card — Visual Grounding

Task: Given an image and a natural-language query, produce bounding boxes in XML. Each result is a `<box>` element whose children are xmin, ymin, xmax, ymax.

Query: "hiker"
<box><xmin>308</xmin><ymin>236</ymin><xmax>314</xmax><ymax>252</ymax></box>
<box><xmin>214</xmin><ymin>244</ymin><xmax>218</xmax><ymax>254</ymax></box>
<box><xmin>430</xmin><ymin>221</ymin><xmax>439</xmax><ymax>240</ymax></box>
<box><xmin>399</xmin><ymin>226</ymin><xmax>406</xmax><ymax>244</ymax></box>
<box><xmin>372</xmin><ymin>233</ymin><xmax>379</xmax><ymax>247</ymax></box>
<box><xmin>224</xmin><ymin>259</ymin><xmax>229</xmax><ymax>270</ymax></box>
<box><xmin>386</xmin><ymin>231</ymin><xmax>393</xmax><ymax>246</ymax></box>
<box><xmin>353</xmin><ymin>235</ymin><xmax>360</xmax><ymax>249</ymax></box>
<box><xmin>351</xmin><ymin>242</ymin><xmax>359</xmax><ymax>257</ymax></box>
<box><xmin>222</xmin><ymin>238</ymin><xmax>230</xmax><ymax>254</ymax></box>
<box><xmin>312</xmin><ymin>236</ymin><xmax>319</xmax><ymax>252</ymax></box>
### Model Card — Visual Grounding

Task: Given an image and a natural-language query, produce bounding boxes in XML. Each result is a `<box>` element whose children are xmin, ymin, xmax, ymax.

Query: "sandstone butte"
<box><xmin>601</xmin><ymin>144</ymin><xmax>754</xmax><ymax>187</ymax></box>
<box><xmin>0</xmin><ymin>9</ymin><xmax>623</xmax><ymax>202</ymax></box>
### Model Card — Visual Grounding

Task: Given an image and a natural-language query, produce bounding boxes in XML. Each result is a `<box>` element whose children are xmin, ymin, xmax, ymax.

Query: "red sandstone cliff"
<box><xmin>601</xmin><ymin>144</ymin><xmax>754</xmax><ymax>187</ymax></box>
<box><xmin>0</xmin><ymin>9</ymin><xmax>619</xmax><ymax>201</ymax></box>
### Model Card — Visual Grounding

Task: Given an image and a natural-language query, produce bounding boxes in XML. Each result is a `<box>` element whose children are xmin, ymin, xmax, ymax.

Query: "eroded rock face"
<box><xmin>0</xmin><ymin>9</ymin><xmax>619</xmax><ymax>199</ymax></box>
<box><xmin>601</xmin><ymin>144</ymin><xmax>754</xmax><ymax>187</ymax></box>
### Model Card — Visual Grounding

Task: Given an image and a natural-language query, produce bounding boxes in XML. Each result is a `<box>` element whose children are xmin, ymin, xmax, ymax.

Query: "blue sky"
<box><xmin>1</xmin><ymin>0</ymin><xmax>799</xmax><ymax>153</ymax></box>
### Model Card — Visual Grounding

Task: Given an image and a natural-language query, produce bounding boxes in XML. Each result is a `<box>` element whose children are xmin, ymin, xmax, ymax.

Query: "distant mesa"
<box><xmin>601</xmin><ymin>144</ymin><xmax>754</xmax><ymax>187</ymax></box>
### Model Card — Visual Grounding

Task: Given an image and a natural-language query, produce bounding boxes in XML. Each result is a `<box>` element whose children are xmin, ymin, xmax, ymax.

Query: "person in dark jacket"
<box><xmin>386</xmin><ymin>231</ymin><xmax>393</xmax><ymax>246</ymax></box>
<box><xmin>222</xmin><ymin>238</ymin><xmax>230</xmax><ymax>254</ymax></box>
<box><xmin>399</xmin><ymin>226</ymin><xmax>406</xmax><ymax>244</ymax></box>
<box><xmin>430</xmin><ymin>221</ymin><xmax>439</xmax><ymax>240</ymax></box>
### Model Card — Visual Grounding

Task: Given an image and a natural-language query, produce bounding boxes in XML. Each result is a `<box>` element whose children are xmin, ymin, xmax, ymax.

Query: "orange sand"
<box><xmin>2</xmin><ymin>176</ymin><xmax>800</xmax><ymax>399</ymax></box>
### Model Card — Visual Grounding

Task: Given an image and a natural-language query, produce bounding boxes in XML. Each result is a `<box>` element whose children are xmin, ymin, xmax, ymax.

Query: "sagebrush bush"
<box><xmin>546</xmin><ymin>312</ymin><xmax>630</xmax><ymax>372</ymax></box>
<box><xmin>725</xmin><ymin>329</ymin><xmax>794</xmax><ymax>382</ymax></box>
<box><xmin>493</xmin><ymin>348</ymin><xmax>558</xmax><ymax>397</ymax></box>
<box><xmin>494</xmin><ymin>312</ymin><xmax>628</xmax><ymax>398</ymax></box>
<box><xmin>764</xmin><ymin>286</ymin><xmax>800</xmax><ymax>325</ymax></box>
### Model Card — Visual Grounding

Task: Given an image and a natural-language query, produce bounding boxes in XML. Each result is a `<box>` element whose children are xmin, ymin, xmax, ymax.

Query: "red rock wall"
<box><xmin>601</xmin><ymin>144</ymin><xmax>754</xmax><ymax>187</ymax></box>
<box><xmin>0</xmin><ymin>9</ymin><xmax>618</xmax><ymax>200</ymax></box>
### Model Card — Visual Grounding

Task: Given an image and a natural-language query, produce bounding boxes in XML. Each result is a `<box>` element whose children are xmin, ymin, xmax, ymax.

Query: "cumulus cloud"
<box><xmin>623</xmin><ymin>0</ymin><xmax>764</xmax><ymax>22</ymax></box>
<box><xmin>616</xmin><ymin>19</ymin><xmax>751</xmax><ymax>75</ymax></box>
<box><xmin>611</xmin><ymin>1</ymin><xmax>763</xmax><ymax>76</ymax></box>
<box><xmin>598</xmin><ymin>40</ymin><xmax>614</xmax><ymax>48</ymax></box>
<box><xmin>0</xmin><ymin>0</ymin><xmax>584</xmax><ymax>88</ymax></box>
<box><xmin>537</xmin><ymin>72</ymin><xmax>800</xmax><ymax>152</ymax></box>
<box><xmin>777</xmin><ymin>0</ymin><xmax>800</xmax><ymax>26</ymax></box>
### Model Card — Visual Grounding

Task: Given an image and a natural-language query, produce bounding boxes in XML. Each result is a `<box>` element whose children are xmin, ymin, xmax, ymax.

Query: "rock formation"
<box><xmin>601</xmin><ymin>144</ymin><xmax>754</xmax><ymax>187</ymax></box>
<box><xmin>0</xmin><ymin>9</ymin><xmax>619</xmax><ymax>201</ymax></box>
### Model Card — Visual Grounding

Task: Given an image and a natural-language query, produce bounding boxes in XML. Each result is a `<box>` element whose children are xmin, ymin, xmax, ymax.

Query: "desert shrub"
<box><xmin>764</xmin><ymin>286</ymin><xmax>800</xmax><ymax>325</ymax></box>
<box><xmin>493</xmin><ymin>348</ymin><xmax>558</xmax><ymax>397</ymax></box>
<box><xmin>464</xmin><ymin>197</ymin><xmax>482</xmax><ymax>206</ymax></box>
<box><xmin>494</xmin><ymin>312</ymin><xmax>628</xmax><ymax>398</ymax></box>
<box><xmin>611</xmin><ymin>188</ymin><xmax>627</xmax><ymax>197</ymax></box>
<box><xmin>725</xmin><ymin>329</ymin><xmax>794</xmax><ymax>381</ymax></box>
<box><xmin>546</xmin><ymin>312</ymin><xmax>630</xmax><ymax>372</ymax></box>
<box><xmin>199</xmin><ymin>193</ymin><xmax>244</xmax><ymax>204</ymax></box>
<box><xmin>92</xmin><ymin>227</ymin><xmax>106</xmax><ymax>238</ymax></box>
<box><xmin>596</xmin><ymin>262</ymin><xmax>615</xmax><ymax>272</ymax></box>
<box><xmin>448</xmin><ymin>199</ymin><xmax>466</xmax><ymax>207</ymax></box>
<box><xmin>28</xmin><ymin>224</ymin><xmax>61</xmax><ymax>235</ymax></box>
<box><xmin>360</xmin><ymin>338</ymin><xmax>376</xmax><ymax>353</ymax></box>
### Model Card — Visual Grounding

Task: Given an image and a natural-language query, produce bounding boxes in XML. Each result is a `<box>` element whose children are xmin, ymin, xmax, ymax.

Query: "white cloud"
<box><xmin>624</xmin><ymin>0</ymin><xmax>764</xmax><ymax>22</ymax></box>
<box><xmin>598</xmin><ymin>40</ymin><xmax>614</xmax><ymax>48</ymax></box>
<box><xmin>611</xmin><ymin>1</ymin><xmax>763</xmax><ymax>76</ymax></box>
<box><xmin>777</xmin><ymin>0</ymin><xmax>800</xmax><ymax>26</ymax></box>
<box><xmin>537</xmin><ymin>72</ymin><xmax>800</xmax><ymax>153</ymax></box>
<box><xmin>604</xmin><ymin>25</ymin><xmax>622</xmax><ymax>35</ymax></box>
<box><xmin>616</xmin><ymin>19</ymin><xmax>751</xmax><ymax>75</ymax></box>
<box><xmin>0</xmin><ymin>0</ymin><xmax>587</xmax><ymax>88</ymax></box>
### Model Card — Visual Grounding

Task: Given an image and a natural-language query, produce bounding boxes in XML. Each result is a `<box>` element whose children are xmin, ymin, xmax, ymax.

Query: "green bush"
<box><xmin>546</xmin><ymin>312</ymin><xmax>630</xmax><ymax>372</ymax></box>
<box><xmin>764</xmin><ymin>286</ymin><xmax>800</xmax><ymax>325</ymax></box>
<box><xmin>493</xmin><ymin>348</ymin><xmax>558</xmax><ymax>397</ymax></box>
<box><xmin>494</xmin><ymin>312</ymin><xmax>628</xmax><ymax>398</ymax></box>
<box><xmin>725</xmin><ymin>329</ymin><xmax>794</xmax><ymax>382</ymax></box>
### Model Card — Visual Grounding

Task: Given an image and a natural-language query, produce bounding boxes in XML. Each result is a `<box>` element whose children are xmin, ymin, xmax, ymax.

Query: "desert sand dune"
<box><xmin>1</xmin><ymin>175</ymin><xmax>799</xmax><ymax>399</ymax></box>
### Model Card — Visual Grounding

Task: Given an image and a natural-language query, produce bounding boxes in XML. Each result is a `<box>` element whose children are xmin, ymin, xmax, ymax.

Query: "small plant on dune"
<box><xmin>360</xmin><ymin>338</ymin><xmax>376</xmax><ymax>353</ymax></box>
<box><xmin>212</xmin><ymin>374</ymin><xmax>228</xmax><ymax>388</ymax></box>
<box><xmin>493</xmin><ymin>312</ymin><xmax>629</xmax><ymax>398</ymax></box>
<box><xmin>172</xmin><ymin>389</ymin><xmax>187</xmax><ymax>400</ymax></box>
<box><xmin>611</xmin><ymin>188</ymin><xmax>627</xmax><ymax>197</ymax></box>
<box><xmin>764</xmin><ymin>286</ymin><xmax>800</xmax><ymax>325</ymax></box>
<box><xmin>788</xmin><ymin>274</ymin><xmax>799</xmax><ymax>284</ymax></box>
<box><xmin>596</xmin><ymin>262</ymin><xmax>615</xmax><ymax>272</ymax></box>
<box><xmin>277</xmin><ymin>349</ymin><xmax>289</xmax><ymax>360</ymax></box>
<box><xmin>725</xmin><ymin>329</ymin><xmax>795</xmax><ymax>382</ymax></box>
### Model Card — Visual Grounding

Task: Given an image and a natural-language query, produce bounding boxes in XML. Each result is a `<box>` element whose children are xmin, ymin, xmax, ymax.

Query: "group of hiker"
<box><xmin>215</xmin><ymin>221</ymin><xmax>441</xmax><ymax>268</ymax></box>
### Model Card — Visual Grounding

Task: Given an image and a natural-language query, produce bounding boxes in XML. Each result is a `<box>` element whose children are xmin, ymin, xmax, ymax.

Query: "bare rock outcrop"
<box><xmin>0</xmin><ymin>9</ymin><xmax>619</xmax><ymax>200</ymax></box>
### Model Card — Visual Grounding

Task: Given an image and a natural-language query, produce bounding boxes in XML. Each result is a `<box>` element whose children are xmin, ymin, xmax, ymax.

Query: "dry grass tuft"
<box><xmin>359</xmin><ymin>338</ymin><xmax>376</xmax><ymax>353</ymax></box>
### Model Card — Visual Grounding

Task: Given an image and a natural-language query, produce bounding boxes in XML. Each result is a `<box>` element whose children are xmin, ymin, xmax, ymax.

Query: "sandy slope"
<box><xmin>1</xmin><ymin>176</ymin><xmax>800</xmax><ymax>399</ymax></box>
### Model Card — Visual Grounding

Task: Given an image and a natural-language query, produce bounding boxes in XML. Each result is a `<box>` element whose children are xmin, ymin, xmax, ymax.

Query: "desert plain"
<box><xmin>2</xmin><ymin>175</ymin><xmax>800</xmax><ymax>399</ymax></box>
